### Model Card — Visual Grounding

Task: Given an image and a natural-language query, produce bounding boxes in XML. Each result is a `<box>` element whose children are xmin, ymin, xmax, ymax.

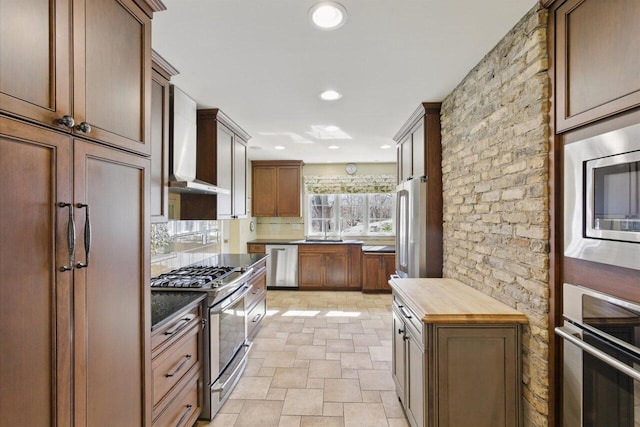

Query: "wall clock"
<box><xmin>346</xmin><ymin>163</ymin><xmax>357</xmax><ymax>175</ymax></box>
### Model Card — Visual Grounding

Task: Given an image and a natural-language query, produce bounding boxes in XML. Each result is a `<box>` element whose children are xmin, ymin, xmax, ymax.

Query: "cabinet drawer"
<box><xmin>247</xmin><ymin>295</ymin><xmax>266</xmax><ymax>340</ymax></box>
<box><xmin>152</xmin><ymin>322</ymin><xmax>200</xmax><ymax>408</ymax></box>
<box><xmin>152</xmin><ymin>305</ymin><xmax>200</xmax><ymax>352</ymax></box>
<box><xmin>247</xmin><ymin>243</ymin><xmax>266</xmax><ymax>254</ymax></box>
<box><xmin>152</xmin><ymin>369</ymin><xmax>201</xmax><ymax>427</ymax></box>
<box><xmin>245</xmin><ymin>267</ymin><xmax>267</xmax><ymax>309</ymax></box>
<box><xmin>298</xmin><ymin>244</ymin><xmax>349</xmax><ymax>254</ymax></box>
<box><xmin>393</xmin><ymin>297</ymin><xmax>423</xmax><ymax>344</ymax></box>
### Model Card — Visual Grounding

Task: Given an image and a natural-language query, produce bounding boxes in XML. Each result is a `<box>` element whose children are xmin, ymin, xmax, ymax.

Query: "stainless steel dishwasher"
<box><xmin>265</xmin><ymin>245</ymin><xmax>298</xmax><ymax>288</ymax></box>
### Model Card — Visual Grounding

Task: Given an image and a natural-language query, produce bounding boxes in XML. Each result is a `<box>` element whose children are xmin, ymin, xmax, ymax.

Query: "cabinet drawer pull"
<box><xmin>399</xmin><ymin>306</ymin><xmax>413</xmax><ymax>319</ymax></box>
<box><xmin>165</xmin><ymin>354</ymin><xmax>192</xmax><ymax>378</ymax></box>
<box><xmin>175</xmin><ymin>404</ymin><xmax>193</xmax><ymax>427</ymax></box>
<box><xmin>397</xmin><ymin>328</ymin><xmax>404</xmax><ymax>335</ymax></box>
<box><xmin>164</xmin><ymin>318</ymin><xmax>192</xmax><ymax>336</ymax></box>
<box><xmin>252</xmin><ymin>313</ymin><xmax>262</xmax><ymax>323</ymax></box>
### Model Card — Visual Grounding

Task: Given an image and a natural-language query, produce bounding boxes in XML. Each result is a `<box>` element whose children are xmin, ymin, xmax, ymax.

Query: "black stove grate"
<box><xmin>150</xmin><ymin>266</ymin><xmax>235</xmax><ymax>288</ymax></box>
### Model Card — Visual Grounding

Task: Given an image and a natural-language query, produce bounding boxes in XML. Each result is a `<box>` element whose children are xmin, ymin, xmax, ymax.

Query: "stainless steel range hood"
<box><xmin>169</xmin><ymin>85</ymin><xmax>230</xmax><ymax>195</ymax></box>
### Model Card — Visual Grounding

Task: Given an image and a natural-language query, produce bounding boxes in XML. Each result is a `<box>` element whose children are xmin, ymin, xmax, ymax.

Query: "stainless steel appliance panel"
<box><xmin>395</xmin><ymin>177</ymin><xmax>427</xmax><ymax>278</ymax></box>
<box><xmin>564</xmin><ymin>122</ymin><xmax>640</xmax><ymax>270</ymax></box>
<box><xmin>266</xmin><ymin>245</ymin><xmax>298</xmax><ymax>287</ymax></box>
<box><xmin>557</xmin><ymin>283</ymin><xmax>640</xmax><ymax>427</ymax></box>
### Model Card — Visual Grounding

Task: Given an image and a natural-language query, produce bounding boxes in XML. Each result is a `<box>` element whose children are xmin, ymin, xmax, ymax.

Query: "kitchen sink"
<box><xmin>298</xmin><ymin>238</ymin><xmax>344</xmax><ymax>243</ymax></box>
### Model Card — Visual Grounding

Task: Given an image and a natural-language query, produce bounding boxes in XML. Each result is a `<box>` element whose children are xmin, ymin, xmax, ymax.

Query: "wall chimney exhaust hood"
<box><xmin>169</xmin><ymin>85</ymin><xmax>230</xmax><ymax>195</ymax></box>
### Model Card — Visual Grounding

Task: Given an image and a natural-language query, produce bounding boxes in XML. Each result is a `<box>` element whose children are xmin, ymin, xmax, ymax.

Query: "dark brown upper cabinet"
<box><xmin>151</xmin><ymin>51</ymin><xmax>179</xmax><ymax>223</ymax></box>
<box><xmin>555</xmin><ymin>0</ymin><xmax>640</xmax><ymax>132</ymax></box>
<box><xmin>394</xmin><ymin>103</ymin><xmax>441</xmax><ymax>184</ymax></box>
<box><xmin>0</xmin><ymin>0</ymin><xmax>152</xmax><ymax>155</ymax></box>
<box><xmin>251</xmin><ymin>160</ymin><xmax>303</xmax><ymax>217</ymax></box>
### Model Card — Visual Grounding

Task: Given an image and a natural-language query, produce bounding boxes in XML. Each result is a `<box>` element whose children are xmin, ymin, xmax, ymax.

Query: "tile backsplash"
<box><xmin>151</xmin><ymin>220</ymin><xmax>222</xmax><ymax>277</ymax></box>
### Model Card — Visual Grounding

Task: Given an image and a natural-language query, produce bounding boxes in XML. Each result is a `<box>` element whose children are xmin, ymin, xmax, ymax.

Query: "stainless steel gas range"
<box><xmin>151</xmin><ymin>261</ymin><xmax>256</xmax><ymax>420</ymax></box>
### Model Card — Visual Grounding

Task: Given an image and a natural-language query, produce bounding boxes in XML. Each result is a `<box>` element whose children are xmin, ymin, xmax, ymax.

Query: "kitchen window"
<box><xmin>307</xmin><ymin>193</ymin><xmax>395</xmax><ymax>237</ymax></box>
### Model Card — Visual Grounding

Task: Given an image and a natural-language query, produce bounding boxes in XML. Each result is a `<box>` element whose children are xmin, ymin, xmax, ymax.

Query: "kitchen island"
<box><xmin>389</xmin><ymin>277</ymin><xmax>527</xmax><ymax>427</ymax></box>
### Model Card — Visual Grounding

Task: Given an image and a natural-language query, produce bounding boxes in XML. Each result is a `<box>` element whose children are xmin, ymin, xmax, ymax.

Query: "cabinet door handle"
<box><xmin>164</xmin><ymin>317</ymin><xmax>192</xmax><ymax>335</ymax></box>
<box><xmin>175</xmin><ymin>404</ymin><xmax>193</xmax><ymax>427</ymax></box>
<box><xmin>165</xmin><ymin>354</ymin><xmax>192</xmax><ymax>378</ymax></box>
<box><xmin>397</xmin><ymin>328</ymin><xmax>404</xmax><ymax>335</ymax></box>
<box><xmin>75</xmin><ymin>203</ymin><xmax>91</xmax><ymax>269</ymax></box>
<box><xmin>76</xmin><ymin>121</ymin><xmax>92</xmax><ymax>133</ymax></box>
<box><xmin>252</xmin><ymin>313</ymin><xmax>262</xmax><ymax>323</ymax></box>
<box><xmin>58</xmin><ymin>203</ymin><xmax>75</xmax><ymax>272</ymax></box>
<box><xmin>56</xmin><ymin>115</ymin><xmax>75</xmax><ymax>129</ymax></box>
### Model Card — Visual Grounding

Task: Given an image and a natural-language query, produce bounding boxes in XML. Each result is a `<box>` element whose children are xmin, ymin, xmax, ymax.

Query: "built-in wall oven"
<box><xmin>557</xmin><ymin>283</ymin><xmax>640</xmax><ymax>426</ymax></box>
<box><xmin>565</xmin><ymin>122</ymin><xmax>640</xmax><ymax>270</ymax></box>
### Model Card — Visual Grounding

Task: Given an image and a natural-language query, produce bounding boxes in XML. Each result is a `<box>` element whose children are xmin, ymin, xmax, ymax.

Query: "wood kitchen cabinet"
<box><xmin>0</xmin><ymin>115</ymin><xmax>151</xmax><ymax>426</ymax></box>
<box><xmin>247</xmin><ymin>243</ymin><xmax>266</xmax><ymax>254</ymax></box>
<box><xmin>553</xmin><ymin>0</ymin><xmax>640</xmax><ymax>132</ymax></box>
<box><xmin>152</xmin><ymin>303</ymin><xmax>203</xmax><ymax>427</ymax></box>
<box><xmin>299</xmin><ymin>244</ymin><xmax>361</xmax><ymax>290</ymax></box>
<box><xmin>246</xmin><ymin>260</ymin><xmax>267</xmax><ymax>340</ymax></box>
<box><xmin>252</xmin><ymin>160</ymin><xmax>304</xmax><ymax>217</ymax></box>
<box><xmin>362</xmin><ymin>252</ymin><xmax>395</xmax><ymax>292</ymax></box>
<box><xmin>151</xmin><ymin>51</ymin><xmax>179</xmax><ymax>223</ymax></box>
<box><xmin>390</xmin><ymin>278</ymin><xmax>527</xmax><ymax>427</ymax></box>
<box><xmin>179</xmin><ymin>109</ymin><xmax>250</xmax><ymax>220</ymax></box>
<box><xmin>394</xmin><ymin>103</ymin><xmax>441</xmax><ymax>184</ymax></box>
<box><xmin>0</xmin><ymin>0</ymin><xmax>153</xmax><ymax>155</ymax></box>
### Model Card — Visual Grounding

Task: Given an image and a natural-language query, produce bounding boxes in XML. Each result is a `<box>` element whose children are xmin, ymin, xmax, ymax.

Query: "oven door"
<box><xmin>557</xmin><ymin>323</ymin><xmax>640</xmax><ymax>427</ymax></box>
<box><xmin>205</xmin><ymin>285</ymin><xmax>251</xmax><ymax>419</ymax></box>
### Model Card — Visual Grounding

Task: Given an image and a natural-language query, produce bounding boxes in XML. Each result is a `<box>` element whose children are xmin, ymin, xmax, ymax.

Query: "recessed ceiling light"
<box><xmin>380</xmin><ymin>144</ymin><xmax>392</xmax><ymax>149</ymax></box>
<box><xmin>309</xmin><ymin>2</ymin><xmax>347</xmax><ymax>31</ymax></box>
<box><xmin>328</xmin><ymin>145</ymin><xmax>339</xmax><ymax>150</ymax></box>
<box><xmin>274</xmin><ymin>145</ymin><xmax>286</xmax><ymax>150</ymax></box>
<box><xmin>319</xmin><ymin>90</ymin><xmax>342</xmax><ymax>101</ymax></box>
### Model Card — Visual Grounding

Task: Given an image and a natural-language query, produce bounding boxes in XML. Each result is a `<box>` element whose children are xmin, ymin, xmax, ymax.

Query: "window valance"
<box><xmin>303</xmin><ymin>175</ymin><xmax>396</xmax><ymax>194</ymax></box>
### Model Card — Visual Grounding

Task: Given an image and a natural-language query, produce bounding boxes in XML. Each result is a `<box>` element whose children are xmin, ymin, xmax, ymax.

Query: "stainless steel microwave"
<box><xmin>564</xmin><ymin>123</ymin><xmax>640</xmax><ymax>271</ymax></box>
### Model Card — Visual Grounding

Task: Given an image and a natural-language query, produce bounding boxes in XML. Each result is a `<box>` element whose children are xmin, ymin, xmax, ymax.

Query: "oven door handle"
<box><xmin>210</xmin><ymin>341</ymin><xmax>253</xmax><ymax>393</ymax></box>
<box><xmin>556</xmin><ymin>326</ymin><xmax>640</xmax><ymax>382</ymax></box>
<box><xmin>211</xmin><ymin>285</ymin><xmax>252</xmax><ymax>314</ymax></box>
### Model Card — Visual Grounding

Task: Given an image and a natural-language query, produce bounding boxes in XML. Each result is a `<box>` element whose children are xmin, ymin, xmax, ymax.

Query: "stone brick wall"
<box><xmin>440</xmin><ymin>5</ymin><xmax>550</xmax><ymax>426</ymax></box>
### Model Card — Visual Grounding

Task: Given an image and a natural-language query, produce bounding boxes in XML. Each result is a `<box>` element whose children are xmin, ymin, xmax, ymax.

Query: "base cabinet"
<box><xmin>392</xmin><ymin>289</ymin><xmax>523</xmax><ymax>427</ymax></box>
<box><xmin>246</xmin><ymin>261</ymin><xmax>267</xmax><ymax>340</ymax></box>
<box><xmin>151</xmin><ymin>303</ymin><xmax>203</xmax><ymax>427</ymax></box>
<box><xmin>298</xmin><ymin>245</ymin><xmax>353</xmax><ymax>290</ymax></box>
<box><xmin>362</xmin><ymin>252</ymin><xmax>395</xmax><ymax>292</ymax></box>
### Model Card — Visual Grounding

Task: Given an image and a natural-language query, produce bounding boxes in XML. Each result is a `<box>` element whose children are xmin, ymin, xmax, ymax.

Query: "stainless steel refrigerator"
<box><xmin>396</xmin><ymin>177</ymin><xmax>427</xmax><ymax>277</ymax></box>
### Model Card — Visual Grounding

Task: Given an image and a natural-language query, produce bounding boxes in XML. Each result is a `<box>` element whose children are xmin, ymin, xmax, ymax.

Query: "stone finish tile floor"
<box><xmin>197</xmin><ymin>290</ymin><xmax>408</xmax><ymax>427</ymax></box>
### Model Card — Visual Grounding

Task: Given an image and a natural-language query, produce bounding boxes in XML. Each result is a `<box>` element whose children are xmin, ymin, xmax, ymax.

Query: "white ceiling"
<box><xmin>152</xmin><ymin>0</ymin><xmax>536</xmax><ymax>164</ymax></box>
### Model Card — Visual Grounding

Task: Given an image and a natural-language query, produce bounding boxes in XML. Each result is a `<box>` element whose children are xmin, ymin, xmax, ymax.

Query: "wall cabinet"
<box><xmin>179</xmin><ymin>109</ymin><xmax>250</xmax><ymax>220</ymax></box>
<box><xmin>0</xmin><ymin>0</ymin><xmax>152</xmax><ymax>155</ymax></box>
<box><xmin>362</xmin><ymin>252</ymin><xmax>395</xmax><ymax>292</ymax></box>
<box><xmin>151</xmin><ymin>51</ymin><xmax>179</xmax><ymax>223</ymax></box>
<box><xmin>0</xmin><ymin>116</ymin><xmax>151</xmax><ymax>426</ymax></box>
<box><xmin>394</xmin><ymin>103</ymin><xmax>441</xmax><ymax>185</ymax></box>
<box><xmin>151</xmin><ymin>303</ymin><xmax>202</xmax><ymax>427</ymax></box>
<box><xmin>252</xmin><ymin>160</ymin><xmax>303</xmax><ymax>217</ymax></box>
<box><xmin>298</xmin><ymin>244</ymin><xmax>361</xmax><ymax>290</ymax></box>
<box><xmin>554</xmin><ymin>0</ymin><xmax>640</xmax><ymax>132</ymax></box>
<box><xmin>390</xmin><ymin>279</ymin><xmax>526</xmax><ymax>427</ymax></box>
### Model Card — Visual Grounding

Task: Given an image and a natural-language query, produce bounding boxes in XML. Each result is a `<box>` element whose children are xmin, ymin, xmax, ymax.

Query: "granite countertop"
<box><xmin>362</xmin><ymin>245</ymin><xmax>395</xmax><ymax>253</ymax></box>
<box><xmin>151</xmin><ymin>292</ymin><xmax>206</xmax><ymax>330</ymax></box>
<box><xmin>388</xmin><ymin>278</ymin><xmax>528</xmax><ymax>325</ymax></box>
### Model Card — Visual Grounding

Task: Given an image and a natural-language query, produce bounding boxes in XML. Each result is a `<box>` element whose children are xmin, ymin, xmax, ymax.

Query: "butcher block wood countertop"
<box><xmin>389</xmin><ymin>278</ymin><xmax>528</xmax><ymax>324</ymax></box>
